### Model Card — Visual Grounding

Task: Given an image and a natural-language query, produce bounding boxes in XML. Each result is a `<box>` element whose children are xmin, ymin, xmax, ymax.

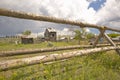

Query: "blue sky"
<box><xmin>0</xmin><ymin>0</ymin><xmax>119</xmax><ymax>35</ymax></box>
<box><xmin>88</xmin><ymin>0</ymin><xmax>106</xmax><ymax>11</ymax></box>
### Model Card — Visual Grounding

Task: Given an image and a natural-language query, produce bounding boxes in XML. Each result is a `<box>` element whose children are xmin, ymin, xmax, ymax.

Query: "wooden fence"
<box><xmin>0</xmin><ymin>8</ymin><xmax>120</xmax><ymax>32</ymax></box>
<box><xmin>0</xmin><ymin>8</ymin><xmax>120</xmax><ymax>71</ymax></box>
<box><xmin>0</xmin><ymin>46</ymin><xmax>120</xmax><ymax>71</ymax></box>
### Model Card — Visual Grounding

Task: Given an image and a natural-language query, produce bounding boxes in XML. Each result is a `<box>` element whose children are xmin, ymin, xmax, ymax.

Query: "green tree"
<box><xmin>22</xmin><ymin>30</ymin><xmax>31</xmax><ymax>35</ymax></box>
<box><xmin>86</xmin><ymin>33</ymin><xmax>95</xmax><ymax>39</ymax></box>
<box><xmin>108</xmin><ymin>33</ymin><xmax>120</xmax><ymax>38</ymax></box>
<box><xmin>74</xmin><ymin>28</ymin><xmax>91</xmax><ymax>44</ymax></box>
<box><xmin>74</xmin><ymin>30</ymin><xmax>82</xmax><ymax>44</ymax></box>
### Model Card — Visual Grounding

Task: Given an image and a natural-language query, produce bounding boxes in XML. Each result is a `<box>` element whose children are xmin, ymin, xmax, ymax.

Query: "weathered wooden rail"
<box><xmin>0</xmin><ymin>46</ymin><xmax>120</xmax><ymax>71</ymax></box>
<box><xmin>0</xmin><ymin>8</ymin><xmax>120</xmax><ymax>54</ymax></box>
<box><xmin>0</xmin><ymin>8</ymin><xmax>120</xmax><ymax>32</ymax></box>
<box><xmin>0</xmin><ymin>43</ymin><xmax>120</xmax><ymax>57</ymax></box>
<box><xmin>0</xmin><ymin>8</ymin><xmax>120</xmax><ymax>71</ymax></box>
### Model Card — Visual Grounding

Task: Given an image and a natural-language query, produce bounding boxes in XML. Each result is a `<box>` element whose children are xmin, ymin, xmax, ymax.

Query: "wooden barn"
<box><xmin>21</xmin><ymin>36</ymin><xmax>34</xmax><ymax>44</ymax></box>
<box><xmin>44</xmin><ymin>28</ymin><xmax>57</xmax><ymax>41</ymax></box>
<box><xmin>21</xmin><ymin>37</ymin><xmax>33</xmax><ymax>44</ymax></box>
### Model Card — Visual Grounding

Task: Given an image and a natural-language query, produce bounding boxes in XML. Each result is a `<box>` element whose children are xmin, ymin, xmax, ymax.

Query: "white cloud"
<box><xmin>85</xmin><ymin>28</ymin><xmax>90</xmax><ymax>33</ymax></box>
<box><xmin>94</xmin><ymin>0</ymin><xmax>120</xmax><ymax>29</ymax></box>
<box><xmin>0</xmin><ymin>0</ymin><xmax>119</xmax><ymax>35</ymax></box>
<box><xmin>57</xmin><ymin>28</ymin><xmax>70</xmax><ymax>36</ymax></box>
<box><xmin>38</xmin><ymin>0</ymin><xmax>96</xmax><ymax>23</ymax></box>
<box><xmin>0</xmin><ymin>0</ymin><xmax>96</xmax><ymax>22</ymax></box>
<box><xmin>0</xmin><ymin>0</ymin><xmax>41</xmax><ymax>13</ymax></box>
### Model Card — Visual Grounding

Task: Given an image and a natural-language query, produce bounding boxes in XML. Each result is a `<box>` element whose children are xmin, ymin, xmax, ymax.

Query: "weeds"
<box><xmin>0</xmin><ymin>51</ymin><xmax>120</xmax><ymax>80</ymax></box>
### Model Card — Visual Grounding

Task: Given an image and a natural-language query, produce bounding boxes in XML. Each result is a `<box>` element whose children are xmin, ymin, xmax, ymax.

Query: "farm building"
<box><xmin>18</xmin><ymin>33</ymin><xmax>39</xmax><ymax>44</ymax></box>
<box><xmin>111</xmin><ymin>36</ymin><xmax>120</xmax><ymax>42</ymax></box>
<box><xmin>20</xmin><ymin>35</ymin><xmax>34</xmax><ymax>44</ymax></box>
<box><xmin>44</xmin><ymin>28</ymin><xmax>57</xmax><ymax>41</ymax></box>
<box><xmin>21</xmin><ymin>36</ymin><xmax>34</xmax><ymax>44</ymax></box>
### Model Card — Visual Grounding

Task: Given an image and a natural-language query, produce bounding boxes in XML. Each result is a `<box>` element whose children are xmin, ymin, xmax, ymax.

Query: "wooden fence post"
<box><xmin>104</xmin><ymin>33</ymin><xmax>120</xmax><ymax>54</ymax></box>
<box><xmin>93</xmin><ymin>27</ymin><xmax>105</xmax><ymax>47</ymax></box>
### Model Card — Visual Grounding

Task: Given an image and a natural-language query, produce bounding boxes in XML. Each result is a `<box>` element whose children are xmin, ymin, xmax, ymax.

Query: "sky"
<box><xmin>0</xmin><ymin>0</ymin><xmax>120</xmax><ymax>36</ymax></box>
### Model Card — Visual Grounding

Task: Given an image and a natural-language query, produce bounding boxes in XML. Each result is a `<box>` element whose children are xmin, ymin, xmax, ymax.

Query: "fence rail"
<box><xmin>0</xmin><ymin>8</ymin><xmax>120</xmax><ymax>32</ymax></box>
<box><xmin>0</xmin><ymin>8</ymin><xmax>120</xmax><ymax>71</ymax></box>
<box><xmin>0</xmin><ymin>43</ymin><xmax>120</xmax><ymax>57</ymax></box>
<box><xmin>0</xmin><ymin>46</ymin><xmax>120</xmax><ymax>71</ymax></box>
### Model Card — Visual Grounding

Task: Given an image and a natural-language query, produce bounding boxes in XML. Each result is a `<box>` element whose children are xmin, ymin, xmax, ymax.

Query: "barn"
<box><xmin>44</xmin><ymin>28</ymin><xmax>57</xmax><ymax>41</ymax></box>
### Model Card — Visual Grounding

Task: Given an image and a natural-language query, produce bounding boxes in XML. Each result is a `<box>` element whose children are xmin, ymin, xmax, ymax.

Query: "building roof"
<box><xmin>18</xmin><ymin>33</ymin><xmax>38</xmax><ymax>38</ymax></box>
<box><xmin>112</xmin><ymin>36</ymin><xmax>120</xmax><ymax>41</ymax></box>
<box><xmin>46</xmin><ymin>28</ymin><xmax>56</xmax><ymax>32</ymax></box>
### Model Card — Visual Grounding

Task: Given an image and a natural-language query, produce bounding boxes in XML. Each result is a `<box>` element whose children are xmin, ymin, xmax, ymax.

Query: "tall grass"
<box><xmin>0</xmin><ymin>41</ymin><xmax>78</xmax><ymax>51</ymax></box>
<box><xmin>0</xmin><ymin>51</ymin><xmax>120</xmax><ymax>80</ymax></box>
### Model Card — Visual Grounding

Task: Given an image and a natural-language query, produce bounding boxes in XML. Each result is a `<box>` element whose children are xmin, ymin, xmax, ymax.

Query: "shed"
<box><xmin>44</xmin><ymin>28</ymin><xmax>57</xmax><ymax>41</ymax></box>
<box><xmin>21</xmin><ymin>37</ymin><xmax>34</xmax><ymax>44</ymax></box>
<box><xmin>112</xmin><ymin>36</ymin><xmax>120</xmax><ymax>42</ymax></box>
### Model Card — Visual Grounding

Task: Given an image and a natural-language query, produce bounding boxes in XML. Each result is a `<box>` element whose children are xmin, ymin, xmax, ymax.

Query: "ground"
<box><xmin>0</xmin><ymin>41</ymin><xmax>120</xmax><ymax>80</ymax></box>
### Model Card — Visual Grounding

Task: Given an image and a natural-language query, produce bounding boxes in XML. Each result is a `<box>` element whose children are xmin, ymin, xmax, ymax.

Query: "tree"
<box><xmin>74</xmin><ymin>30</ymin><xmax>82</xmax><ymax>44</ymax></box>
<box><xmin>86</xmin><ymin>33</ymin><xmax>95</xmax><ymax>39</ymax></box>
<box><xmin>108</xmin><ymin>33</ymin><xmax>120</xmax><ymax>38</ymax></box>
<box><xmin>74</xmin><ymin>28</ymin><xmax>91</xmax><ymax>44</ymax></box>
<box><xmin>22</xmin><ymin>30</ymin><xmax>31</xmax><ymax>35</ymax></box>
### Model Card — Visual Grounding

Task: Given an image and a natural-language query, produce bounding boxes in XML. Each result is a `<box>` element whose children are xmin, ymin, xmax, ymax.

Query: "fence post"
<box><xmin>104</xmin><ymin>33</ymin><xmax>120</xmax><ymax>54</ymax></box>
<box><xmin>93</xmin><ymin>27</ymin><xmax>105</xmax><ymax>47</ymax></box>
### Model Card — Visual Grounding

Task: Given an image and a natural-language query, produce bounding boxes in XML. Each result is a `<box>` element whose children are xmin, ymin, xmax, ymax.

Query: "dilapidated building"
<box><xmin>21</xmin><ymin>37</ymin><xmax>34</xmax><ymax>44</ymax></box>
<box><xmin>44</xmin><ymin>28</ymin><xmax>57</xmax><ymax>41</ymax></box>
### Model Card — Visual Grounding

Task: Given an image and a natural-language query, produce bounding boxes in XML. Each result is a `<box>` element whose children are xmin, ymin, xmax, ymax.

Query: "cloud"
<box><xmin>0</xmin><ymin>0</ymin><xmax>96</xmax><ymax>35</ymax></box>
<box><xmin>0</xmin><ymin>0</ymin><xmax>119</xmax><ymax>35</ymax></box>
<box><xmin>94</xmin><ymin>0</ymin><xmax>120</xmax><ymax>29</ymax></box>
<box><xmin>0</xmin><ymin>0</ymin><xmax>41</xmax><ymax>14</ymax></box>
<box><xmin>37</xmin><ymin>0</ymin><xmax>96</xmax><ymax>23</ymax></box>
<box><xmin>0</xmin><ymin>0</ymin><xmax>96</xmax><ymax>21</ymax></box>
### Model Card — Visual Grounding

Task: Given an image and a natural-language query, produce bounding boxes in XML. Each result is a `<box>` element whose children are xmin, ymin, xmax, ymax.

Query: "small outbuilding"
<box><xmin>112</xmin><ymin>36</ymin><xmax>120</xmax><ymax>42</ymax></box>
<box><xmin>44</xmin><ymin>28</ymin><xmax>57</xmax><ymax>41</ymax></box>
<box><xmin>21</xmin><ymin>36</ymin><xmax>34</xmax><ymax>44</ymax></box>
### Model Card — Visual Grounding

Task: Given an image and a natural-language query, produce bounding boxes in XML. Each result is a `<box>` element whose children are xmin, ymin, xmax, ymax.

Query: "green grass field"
<box><xmin>0</xmin><ymin>41</ymin><xmax>79</xmax><ymax>51</ymax></box>
<box><xmin>0</xmin><ymin>39</ymin><xmax>89</xmax><ymax>51</ymax></box>
<box><xmin>0</xmin><ymin>51</ymin><xmax>120</xmax><ymax>80</ymax></box>
<box><xmin>0</xmin><ymin>42</ymin><xmax>120</xmax><ymax>80</ymax></box>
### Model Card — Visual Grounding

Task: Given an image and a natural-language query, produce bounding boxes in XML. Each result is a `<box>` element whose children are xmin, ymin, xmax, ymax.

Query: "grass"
<box><xmin>0</xmin><ymin>51</ymin><xmax>120</xmax><ymax>80</ymax></box>
<box><xmin>0</xmin><ymin>41</ymin><xmax>77</xmax><ymax>51</ymax></box>
<box><xmin>0</xmin><ymin>39</ymin><xmax>88</xmax><ymax>51</ymax></box>
<box><xmin>0</xmin><ymin>49</ymin><xmax>79</xmax><ymax>61</ymax></box>
<box><xmin>0</xmin><ymin>40</ymin><xmax>120</xmax><ymax>80</ymax></box>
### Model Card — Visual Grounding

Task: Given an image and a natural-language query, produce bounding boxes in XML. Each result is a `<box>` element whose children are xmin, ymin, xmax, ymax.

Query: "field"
<box><xmin>0</xmin><ymin>42</ymin><xmax>120</xmax><ymax>80</ymax></box>
<box><xmin>0</xmin><ymin>7</ymin><xmax>120</xmax><ymax>80</ymax></box>
<box><xmin>0</xmin><ymin>40</ymin><xmax>80</xmax><ymax>51</ymax></box>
